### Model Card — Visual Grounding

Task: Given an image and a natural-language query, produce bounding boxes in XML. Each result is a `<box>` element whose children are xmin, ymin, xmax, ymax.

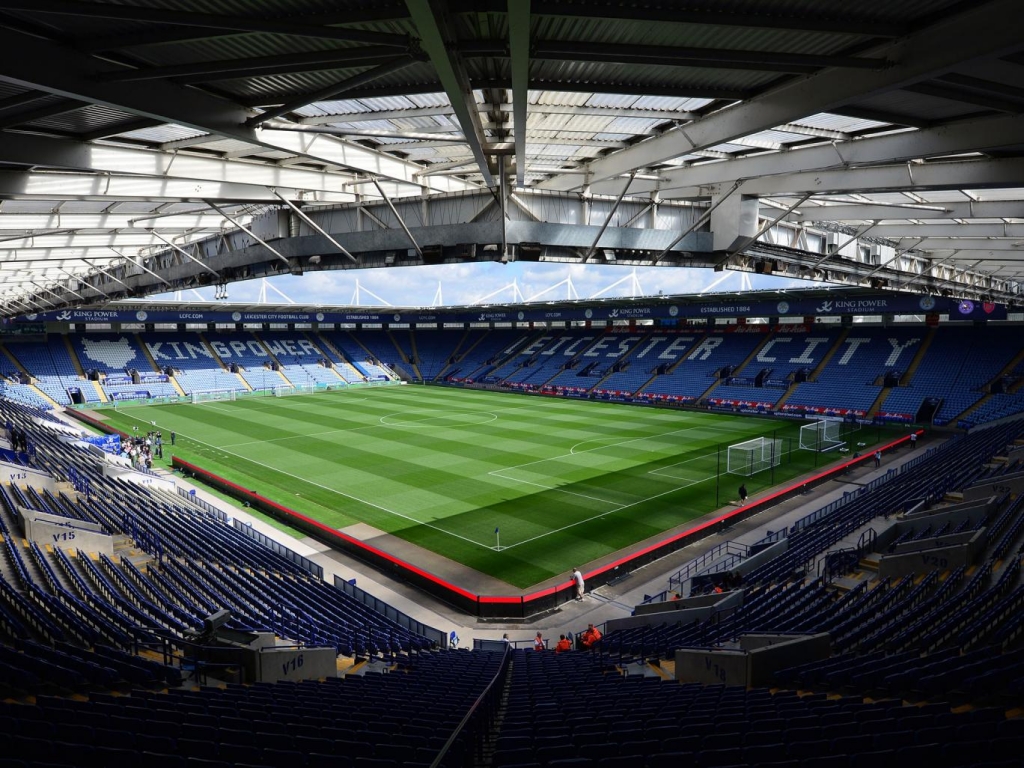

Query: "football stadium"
<box><xmin>0</xmin><ymin>2</ymin><xmax>1023</xmax><ymax>767</ymax></box>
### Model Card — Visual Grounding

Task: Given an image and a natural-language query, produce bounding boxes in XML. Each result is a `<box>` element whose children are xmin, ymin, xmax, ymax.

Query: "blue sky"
<box><xmin>154</xmin><ymin>262</ymin><xmax>819</xmax><ymax>307</ymax></box>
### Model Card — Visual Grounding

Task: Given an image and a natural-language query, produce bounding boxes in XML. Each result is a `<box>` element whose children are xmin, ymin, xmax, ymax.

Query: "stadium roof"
<box><xmin>1</xmin><ymin>0</ymin><xmax>1024</xmax><ymax>314</ymax></box>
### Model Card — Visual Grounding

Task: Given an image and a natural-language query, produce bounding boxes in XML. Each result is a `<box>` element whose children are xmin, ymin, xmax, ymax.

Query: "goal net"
<box><xmin>799</xmin><ymin>418</ymin><xmax>845</xmax><ymax>453</ymax></box>
<box><xmin>727</xmin><ymin>437</ymin><xmax>784</xmax><ymax>476</ymax></box>
<box><xmin>272</xmin><ymin>382</ymin><xmax>315</xmax><ymax>397</ymax></box>
<box><xmin>191</xmin><ymin>389</ymin><xmax>236</xmax><ymax>404</ymax></box>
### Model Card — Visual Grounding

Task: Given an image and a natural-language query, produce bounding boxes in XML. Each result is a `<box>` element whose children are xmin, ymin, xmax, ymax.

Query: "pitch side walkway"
<box><xmin>162</xmin><ymin>434</ymin><xmax>940</xmax><ymax>649</ymax></box>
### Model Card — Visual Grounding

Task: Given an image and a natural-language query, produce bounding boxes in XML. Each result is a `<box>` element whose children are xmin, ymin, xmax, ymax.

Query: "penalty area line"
<box><xmin>497</xmin><ymin>470</ymin><xmax>720</xmax><ymax>552</ymax></box>
<box><xmin>113</xmin><ymin>410</ymin><xmax>492</xmax><ymax>551</ymax></box>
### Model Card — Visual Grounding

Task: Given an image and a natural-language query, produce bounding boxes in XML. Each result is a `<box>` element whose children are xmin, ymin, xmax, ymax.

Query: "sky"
<box><xmin>152</xmin><ymin>262</ymin><xmax>820</xmax><ymax>308</ymax></box>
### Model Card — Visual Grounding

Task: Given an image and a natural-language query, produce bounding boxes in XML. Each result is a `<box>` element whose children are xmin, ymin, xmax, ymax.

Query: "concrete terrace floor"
<box><xmin>159</xmin><ymin>431</ymin><xmax>938</xmax><ymax>649</ymax></box>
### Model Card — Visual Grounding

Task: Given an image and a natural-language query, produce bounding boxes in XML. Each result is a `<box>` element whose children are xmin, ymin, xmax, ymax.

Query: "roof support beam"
<box><xmin>783</xmin><ymin>200</ymin><xmax>1024</xmax><ymax>221</ymax></box>
<box><xmin>0</xmin><ymin>0</ymin><xmax>410</xmax><ymax>46</ymax></box>
<box><xmin>98</xmin><ymin>46</ymin><xmax>409</xmax><ymax>84</ymax></box>
<box><xmin>57</xmin><ymin>268</ymin><xmax>111</xmax><ymax>299</ymax></box>
<box><xmin>109</xmin><ymin>247</ymin><xmax>173</xmax><ymax>287</ymax></box>
<box><xmin>594</xmin><ymin>113</ymin><xmax>1024</xmax><ymax>197</ymax></box>
<box><xmin>527</xmin><ymin>1</ymin><xmax>910</xmax><ymax>37</ymax></box>
<box><xmin>0</xmin><ymin>170</ymin><xmax>352</xmax><ymax>205</ymax></box>
<box><xmin>372</xmin><ymin>177</ymin><xmax>422</xmax><ymax>258</ymax></box>
<box><xmin>507</xmin><ymin>0</ymin><xmax>530</xmax><ymax>187</ymax></box>
<box><xmin>245</xmin><ymin>56</ymin><xmax>421</xmax><ymax>127</ymax></box>
<box><xmin>148</xmin><ymin>230</ymin><xmax>223</xmax><ymax>278</ymax></box>
<box><xmin>582</xmin><ymin>172</ymin><xmax>635</xmax><ymax>263</ymax></box>
<box><xmin>273</xmin><ymin>191</ymin><xmax>357</xmax><ymax>263</ymax></box>
<box><xmin>537</xmin><ymin>0</ymin><xmax>1024</xmax><ymax>191</ymax></box>
<box><xmin>82</xmin><ymin>259</ymin><xmax>133</xmax><ymax>290</ymax></box>
<box><xmin>204</xmin><ymin>200</ymin><xmax>291</xmax><ymax>267</ymax></box>
<box><xmin>729</xmin><ymin>194</ymin><xmax>810</xmax><ymax>257</ymax></box>
<box><xmin>529</xmin><ymin>41</ymin><xmax>888</xmax><ymax>73</ymax></box>
<box><xmin>406</xmin><ymin>0</ymin><xmax>495</xmax><ymax>186</ymax></box>
<box><xmin>867</xmin><ymin>224</ymin><xmax>1024</xmax><ymax>238</ymax></box>
<box><xmin>0</xmin><ymin>28</ymin><xmax>474</xmax><ymax>194</ymax></box>
<box><xmin>659</xmin><ymin>157</ymin><xmax>1024</xmax><ymax>199</ymax></box>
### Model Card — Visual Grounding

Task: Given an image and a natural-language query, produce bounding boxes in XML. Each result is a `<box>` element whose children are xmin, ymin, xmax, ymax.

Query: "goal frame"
<box><xmin>271</xmin><ymin>382</ymin><xmax>315</xmax><ymax>397</ymax></box>
<box><xmin>799</xmin><ymin>418</ymin><xmax>845</xmax><ymax>453</ymax></box>
<box><xmin>191</xmin><ymin>389</ymin><xmax>237</xmax><ymax>404</ymax></box>
<box><xmin>727</xmin><ymin>436</ymin><xmax>783</xmax><ymax>477</ymax></box>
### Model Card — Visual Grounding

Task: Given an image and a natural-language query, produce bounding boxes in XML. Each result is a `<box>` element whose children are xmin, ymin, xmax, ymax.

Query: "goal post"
<box><xmin>799</xmin><ymin>418</ymin><xmax>845</xmax><ymax>453</ymax></box>
<box><xmin>727</xmin><ymin>436</ymin><xmax>784</xmax><ymax>477</ymax></box>
<box><xmin>191</xmin><ymin>389</ymin><xmax>236</xmax><ymax>404</ymax></box>
<box><xmin>271</xmin><ymin>382</ymin><xmax>315</xmax><ymax>397</ymax></box>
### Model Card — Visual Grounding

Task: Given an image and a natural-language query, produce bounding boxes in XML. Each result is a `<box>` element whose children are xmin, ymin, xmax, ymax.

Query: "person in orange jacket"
<box><xmin>533</xmin><ymin>632</ymin><xmax>545</xmax><ymax>651</ymax></box>
<box><xmin>555</xmin><ymin>634</ymin><xmax>572</xmax><ymax>653</ymax></box>
<box><xmin>580</xmin><ymin>623</ymin><xmax>602</xmax><ymax>649</ymax></box>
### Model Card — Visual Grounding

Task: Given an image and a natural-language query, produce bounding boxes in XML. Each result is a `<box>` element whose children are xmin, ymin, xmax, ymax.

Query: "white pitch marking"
<box><xmin>113</xmin><ymin>410</ymin><xmax>492</xmax><ymax>550</ymax></box>
<box><xmin>488</xmin><ymin>469</ymin><xmax>627</xmax><ymax>509</ymax></box>
<box><xmin>499</xmin><ymin>474</ymin><xmax>714</xmax><ymax>551</ymax></box>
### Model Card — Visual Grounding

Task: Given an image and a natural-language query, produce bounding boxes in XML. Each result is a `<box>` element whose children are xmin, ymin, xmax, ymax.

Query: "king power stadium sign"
<box><xmin>13</xmin><ymin>294</ymin><xmax>1007</xmax><ymax>325</ymax></box>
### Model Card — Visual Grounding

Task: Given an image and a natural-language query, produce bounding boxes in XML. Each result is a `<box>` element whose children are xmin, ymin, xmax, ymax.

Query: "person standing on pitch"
<box><xmin>572</xmin><ymin>567</ymin><xmax>585</xmax><ymax>601</ymax></box>
<box><xmin>739</xmin><ymin>484</ymin><xmax>748</xmax><ymax>503</ymax></box>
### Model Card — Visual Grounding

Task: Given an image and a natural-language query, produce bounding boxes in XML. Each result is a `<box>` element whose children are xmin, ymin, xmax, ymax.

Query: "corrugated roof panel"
<box><xmin>910</xmin><ymin>192</ymin><xmax>967</xmax><ymax>204</ymax></box>
<box><xmin>527</xmin><ymin>144</ymin><xmax>583</xmax><ymax>157</ymax></box>
<box><xmin>114</xmin><ymin>124</ymin><xmax>209</xmax><ymax>143</ymax></box>
<box><xmin>708</xmin><ymin>142</ymin><xmax>755</xmax><ymax>153</ymax></box>
<box><xmin>190</xmin><ymin>138</ymin><xmax>261</xmax><ymax>153</ymax></box>
<box><xmin>407</xmin><ymin>93</ymin><xmax>455</xmax><ymax>109</ymax></box>
<box><xmin>53</xmin><ymin>201</ymin><xmax>115</xmax><ymax>213</ymax></box>
<box><xmin>745</xmin><ymin>129</ymin><xmax>816</xmax><ymax>145</ymax></box>
<box><xmin>327</xmin><ymin>118</ymin><xmax>401</xmax><ymax>132</ymax></box>
<box><xmin>27</xmin><ymin>104</ymin><xmax>139</xmax><ymax>135</ymax></box>
<box><xmin>603</xmin><ymin>117</ymin><xmax>665</xmax><ymax>134</ymax></box>
<box><xmin>584</xmin><ymin>93</ymin><xmax>642</xmax><ymax>109</ymax></box>
<box><xmin>533</xmin><ymin>91</ymin><xmax>592</xmax><ymax>107</ymax></box>
<box><xmin>629</xmin><ymin>96</ymin><xmax>716</xmax><ymax>112</ymax></box>
<box><xmin>530</xmin><ymin>12</ymin><xmax>874</xmax><ymax>56</ymax></box>
<box><xmin>390</xmin><ymin>115</ymin><xmax>459</xmax><ymax>131</ymax></box>
<box><xmin>969</xmin><ymin>188</ymin><xmax>1024</xmax><ymax>201</ymax></box>
<box><xmin>296</xmin><ymin>100</ymin><xmax>374</xmax><ymax>117</ymax></box>
<box><xmin>529</xmin><ymin>114</ymin><xmax>613</xmax><ymax>133</ymax></box>
<box><xmin>109</xmin><ymin>202</ymin><xmax>172</xmax><ymax>214</ymax></box>
<box><xmin>794</xmin><ymin>112</ymin><xmax>892</xmax><ymax>132</ymax></box>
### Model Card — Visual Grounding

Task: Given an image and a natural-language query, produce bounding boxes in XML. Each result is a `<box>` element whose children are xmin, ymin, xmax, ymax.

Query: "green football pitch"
<box><xmin>96</xmin><ymin>387</ymin><xmax>883</xmax><ymax>588</ymax></box>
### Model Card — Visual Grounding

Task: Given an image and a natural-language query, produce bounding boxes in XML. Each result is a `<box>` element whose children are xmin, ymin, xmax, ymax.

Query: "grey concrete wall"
<box><xmin>675</xmin><ymin>648</ymin><xmax>748</xmax><ymax>686</ymax></box>
<box><xmin>1</xmin><ymin>464</ymin><xmax>56</xmax><ymax>491</ymax></box>
<box><xmin>734</xmin><ymin>540</ymin><xmax>789</xmax><ymax>577</ymax></box>
<box><xmin>258</xmin><ymin>647</ymin><xmax>337</xmax><ymax>683</ymax></box>
<box><xmin>19</xmin><ymin>506</ymin><xmax>103</xmax><ymax>533</ymax></box>
<box><xmin>102</xmin><ymin>464</ymin><xmax>176</xmax><ymax>492</ymax></box>
<box><xmin>903</xmin><ymin>495</ymin><xmax>998</xmax><ymax>531</ymax></box>
<box><xmin>964</xmin><ymin>471</ymin><xmax>1024</xmax><ymax>501</ymax></box>
<box><xmin>746</xmin><ymin>633</ymin><xmax>831</xmax><ymax>687</ymax></box>
<box><xmin>620</xmin><ymin>591</ymin><xmax>743</xmax><ymax>629</ymax></box>
<box><xmin>893</xmin><ymin>530</ymin><xmax>976</xmax><ymax>555</ymax></box>
<box><xmin>878</xmin><ymin>530</ymin><xmax>986</xmax><ymax>579</ymax></box>
<box><xmin>22</xmin><ymin>510</ymin><xmax>113</xmax><ymax>556</ymax></box>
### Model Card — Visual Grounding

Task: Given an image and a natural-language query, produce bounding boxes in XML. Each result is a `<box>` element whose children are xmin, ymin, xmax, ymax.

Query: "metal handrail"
<box><xmin>429</xmin><ymin>644</ymin><xmax>512</xmax><ymax>768</ymax></box>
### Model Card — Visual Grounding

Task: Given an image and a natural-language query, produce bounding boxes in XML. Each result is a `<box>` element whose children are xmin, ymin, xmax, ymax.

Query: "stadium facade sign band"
<box><xmin>13</xmin><ymin>294</ymin><xmax>1006</xmax><ymax>325</ymax></box>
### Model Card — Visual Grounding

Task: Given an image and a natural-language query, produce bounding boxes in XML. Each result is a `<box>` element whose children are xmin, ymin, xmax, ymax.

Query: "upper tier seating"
<box><xmin>787</xmin><ymin>327</ymin><xmax>925</xmax><ymax>416</ymax></box>
<box><xmin>643</xmin><ymin>329</ymin><xmax>765</xmax><ymax>401</ymax></box>
<box><xmin>4</xmin><ymin>337</ymin><xmax>98</xmax><ymax>405</ymax></box>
